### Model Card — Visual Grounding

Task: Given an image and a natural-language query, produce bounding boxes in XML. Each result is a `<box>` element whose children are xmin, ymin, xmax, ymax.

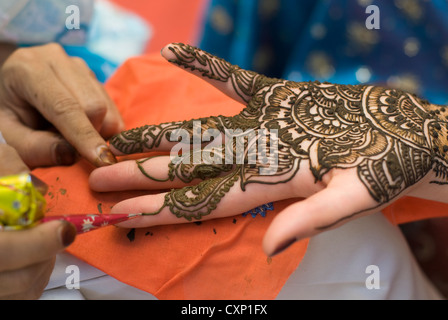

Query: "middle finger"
<box><xmin>89</xmin><ymin>151</ymin><xmax>233</xmax><ymax>192</ymax></box>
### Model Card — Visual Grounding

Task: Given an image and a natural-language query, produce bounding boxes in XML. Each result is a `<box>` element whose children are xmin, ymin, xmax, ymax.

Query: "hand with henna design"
<box><xmin>89</xmin><ymin>43</ymin><xmax>448</xmax><ymax>256</ymax></box>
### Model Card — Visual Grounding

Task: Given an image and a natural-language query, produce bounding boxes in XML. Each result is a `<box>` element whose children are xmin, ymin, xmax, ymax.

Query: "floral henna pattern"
<box><xmin>111</xmin><ymin>43</ymin><xmax>448</xmax><ymax>224</ymax></box>
<box><xmin>265</xmin><ymin>80</ymin><xmax>448</xmax><ymax>203</ymax></box>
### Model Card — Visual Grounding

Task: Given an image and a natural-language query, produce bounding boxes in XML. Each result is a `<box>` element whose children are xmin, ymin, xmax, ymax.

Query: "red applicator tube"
<box><xmin>41</xmin><ymin>213</ymin><xmax>142</xmax><ymax>234</ymax></box>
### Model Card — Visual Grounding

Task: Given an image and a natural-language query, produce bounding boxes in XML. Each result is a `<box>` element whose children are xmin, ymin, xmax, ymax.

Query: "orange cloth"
<box><xmin>32</xmin><ymin>54</ymin><xmax>448</xmax><ymax>299</ymax></box>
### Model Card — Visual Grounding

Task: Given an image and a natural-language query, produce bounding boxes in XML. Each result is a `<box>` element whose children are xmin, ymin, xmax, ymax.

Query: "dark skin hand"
<box><xmin>0</xmin><ymin>42</ymin><xmax>122</xmax><ymax>299</ymax></box>
<box><xmin>90</xmin><ymin>43</ymin><xmax>448</xmax><ymax>256</ymax></box>
<box><xmin>0</xmin><ymin>42</ymin><xmax>124</xmax><ymax>168</ymax></box>
<box><xmin>0</xmin><ymin>144</ymin><xmax>77</xmax><ymax>299</ymax></box>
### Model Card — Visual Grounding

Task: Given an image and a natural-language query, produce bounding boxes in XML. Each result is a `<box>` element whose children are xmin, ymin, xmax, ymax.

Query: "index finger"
<box><xmin>14</xmin><ymin>64</ymin><xmax>116</xmax><ymax>167</ymax></box>
<box><xmin>161</xmin><ymin>43</ymin><xmax>271</xmax><ymax>104</ymax></box>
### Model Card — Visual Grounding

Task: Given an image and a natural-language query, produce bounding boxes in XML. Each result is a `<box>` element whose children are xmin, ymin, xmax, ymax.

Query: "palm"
<box><xmin>90</xmin><ymin>43</ymin><xmax>448</xmax><ymax>255</ymax></box>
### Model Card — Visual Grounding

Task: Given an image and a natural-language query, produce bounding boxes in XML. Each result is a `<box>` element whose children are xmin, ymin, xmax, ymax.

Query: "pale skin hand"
<box><xmin>0</xmin><ymin>43</ymin><xmax>124</xmax><ymax>168</ymax></box>
<box><xmin>0</xmin><ymin>144</ymin><xmax>76</xmax><ymax>299</ymax></box>
<box><xmin>89</xmin><ymin>43</ymin><xmax>448</xmax><ymax>257</ymax></box>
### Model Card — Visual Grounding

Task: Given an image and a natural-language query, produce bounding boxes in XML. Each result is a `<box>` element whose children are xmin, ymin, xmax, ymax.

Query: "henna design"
<box><xmin>164</xmin><ymin>169</ymin><xmax>240</xmax><ymax>221</ymax></box>
<box><xmin>110</xmin><ymin>122</ymin><xmax>183</xmax><ymax>154</ymax></box>
<box><xmin>111</xmin><ymin>43</ymin><xmax>448</xmax><ymax>225</ymax></box>
<box><xmin>167</xmin><ymin>42</ymin><xmax>269</xmax><ymax>103</ymax></box>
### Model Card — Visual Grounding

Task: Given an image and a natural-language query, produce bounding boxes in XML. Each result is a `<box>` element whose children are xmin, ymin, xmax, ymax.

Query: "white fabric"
<box><xmin>41</xmin><ymin>212</ymin><xmax>442</xmax><ymax>300</ymax></box>
<box><xmin>276</xmin><ymin>212</ymin><xmax>442</xmax><ymax>299</ymax></box>
<box><xmin>40</xmin><ymin>251</ymin><xmax>156</xmax><ymax>300</ymax></box>
<box><xmin>86</xmin><ymin>0</ymin><xmax>152</xmax><ymax>65</ymax></box>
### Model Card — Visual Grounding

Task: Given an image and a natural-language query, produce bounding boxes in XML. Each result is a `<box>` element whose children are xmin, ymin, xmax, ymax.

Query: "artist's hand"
<box><xmin>0</xmin><ymin>143</ymin><xmax>76</xmax><ymax>299</ymax></box>
<box><xmin>89</xmin><ymin>43</ymin><xmax>448</xmax><ymax>256</ymax></box>
<box><xmin>0</xmin><ymin>43</ymin><xmax>124</xmax><ymax>168</ymax></box>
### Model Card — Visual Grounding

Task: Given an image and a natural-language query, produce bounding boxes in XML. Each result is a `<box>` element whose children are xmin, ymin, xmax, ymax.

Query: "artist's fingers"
<box><xmin>96</xmin><ymin>84</ymin><xmax>126</xmax><ymax>139</ymax></box>
<box><xmin>52</xmin><ymin>56</ymin><xmax>109</xmax><ymax>131</ymax></box>
<box><xmin>0</xmin><ymin>258</ymin><xmax>55</xmax><ymax>300</ymax></box>
<box><xmin>59</xmin><ymin>57</ymin><xmax>125</xmax><ymax>138</ymax></box>
<box><xmin>0</xmin><ymin>116</ymin><xmax>77</xmax><ymax>168</ymax></box>
<box><xmin>0</xmin><ymin>220</ymin><xmax>76</xmax><ymax>272</ymax></box>
<box><xmin>161</xmin><ymin>43</ymin><xmax>271</xmax><ymax>104</ymax></box>
<box><xmin>0</xmin><ymin>143</ymin><xmax>29</xmax><ymax>176</ymax></box>
<box><xmin>262</xmin><ymin>170</ymin><xmax>379</xmax><ymax>257</ymax></box>
<box><xmin>1</xmin><ymin>44</ymin><xmax>118</xmax><ymax>167</ymax></box>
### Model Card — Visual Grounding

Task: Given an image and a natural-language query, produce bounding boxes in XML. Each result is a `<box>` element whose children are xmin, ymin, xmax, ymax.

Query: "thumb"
<box><xmin>263</xmin><ymin>175</ymin><xmax>378</xmax><ymax>257</ymax></box>
<box><xmin>0</xmin><ymin>220</ymin><xmax>77</xmax><ymax>272</ymax></box>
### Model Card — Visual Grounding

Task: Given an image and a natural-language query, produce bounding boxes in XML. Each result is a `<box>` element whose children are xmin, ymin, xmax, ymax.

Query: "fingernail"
<box><xmin>54</xmin><ymin>142</ymin><xmax>77</xmax><ymax>166</ymax></box>
<box><xmin>95</xmin><ymin>145</ymin><xmax>117</xmax><ymax>167</ymax></box>
<box><xmin>270</xmin><ymin>238</ymin><xmax>297</xmax><ymax>257</ymax></box>
<box><xmin>59</xmin><ymin>221</ymin><xmax>77</xmax><ymax>247</ymax></box>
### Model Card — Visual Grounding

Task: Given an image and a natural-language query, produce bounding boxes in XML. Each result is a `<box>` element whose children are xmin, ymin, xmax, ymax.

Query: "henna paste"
<box><xmin>111</xmin><ymin>43</ymin><xmax>448</xmax><ymax>228</ymax></box>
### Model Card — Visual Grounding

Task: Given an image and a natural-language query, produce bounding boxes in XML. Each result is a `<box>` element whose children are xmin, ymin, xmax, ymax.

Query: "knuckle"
<box><xmin>42</xmin><ymin>42</ymin><xmax>64</xmax><ymax>53</ymax></box>
<box><xmin>83</xmin><ymin>99</ymin><xmax>108</xmax><ymax>118</ymax></box>
<box><xmin>50</xmin><ymin>97</ymin><xmax>80</xmax><ymax>119</ymax></box>
<box><xmin>1</xmin><ymin>50</ymin><xmax>34</xmax><ymax>82</ymax></box>
<box><xmin>70</xmin><ymin>57</ymin><xmax>97</xmax><ymax>79</ymax></box>
<box><xmin>6</xmin><ymin>44</ymin><xmax>63</xmax><ymax>66</ymax></box>
<box><xmin>70</xmin><ymin>56</ymin><xmax>88</xmax><ymax>68</ymax></box>
<box><xmin>67</xmin><ymin>122</ymin><xmax>102</xmax><ymax>145</ymax></box>
<box><xmin>8</xmin><ymin>47</ymin><xmax>35</xmax><ymax>62</ymax></box>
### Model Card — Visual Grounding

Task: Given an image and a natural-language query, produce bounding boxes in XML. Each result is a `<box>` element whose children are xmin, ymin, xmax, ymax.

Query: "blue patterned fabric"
<box><xmin>199</xmin><ymin>0</ymin><xmax>448</xmax><ymax>105</ymax></box>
